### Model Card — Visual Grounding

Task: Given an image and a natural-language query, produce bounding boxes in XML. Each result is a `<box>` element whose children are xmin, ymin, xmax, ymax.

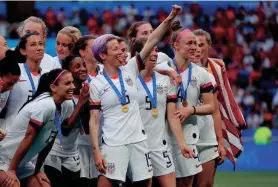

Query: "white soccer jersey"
<box><xmin>197</xmin><ymin>72</ymin><xmax>218</xmax><ymax>146</ymax></box>
<box><xmin>137</xmin><ymin>72</ymin><xmax>177</xmax><ymax>151</ymax></box>
<box><xmin>49</xmin><ymin>99</ymin><xmax>80</xmax><ymax>157</ymax></box>
<box><xmin>169</xmin><ymin>63</ymin><xmax>214</xmax><ymax>145</ymax></box>
<box><xmin>127</xmin><ymin>52</ymin><xmax>172</xmax><ymax>65</ymax></box>
<box><xmin>0</xmin><ymin>64</ymin><xmax>48</xmax><ymax>129</ymax></box>
<box><xmin>0</xmin><ymin>91</ymin><xmax>9</xmax><ymax>114</ymax></box>
<box><xmin>89</xmin><ymin>57</ymin><xmax>146</xmax><ymax>146</ymax></box>
<box><xmin>0</xmin><ymin>93</ymin><xmax>72</xmax><ymax>166</ymax></box>
<box><xmin>40</xmin><ymin>54</ymin><xmax>61</xmax><ymax>70</ymax></box>
<box><xmin>78</xmin><ymin>64</ymin><xmax>104</xmax><ymax>146</ymax></box>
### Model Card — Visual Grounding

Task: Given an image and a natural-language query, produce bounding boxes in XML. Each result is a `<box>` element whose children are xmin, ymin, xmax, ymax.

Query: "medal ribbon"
<box><xmin>173</xmin><ymin>58</ymin><xmax>192</xmax><ymax>101</ymax></box>
<box><xmin>103</xmin><ymin>69</ymin><xmax>127</xmax><ymax>106</ymax></box>
<box><xmin>138</xmin><ymin>72</ymin><xmax>157</xmax><ymax>109</ymax></box>
<box><xmin>24</xmin><ymin>63</ymin><xmax>39</xmax><ymax>96</ymax></box>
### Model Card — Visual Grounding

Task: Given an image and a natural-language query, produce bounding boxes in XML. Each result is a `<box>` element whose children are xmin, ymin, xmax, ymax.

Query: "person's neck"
<box><xmin>86</xmin><ymin>61</ymin><xmax>98</xmax><ymax>74</ymax></box>
<box><xmin>201</xmin><ymin>56</ymin><xmax>209</xmax><ymax>67</ymax></box>
<box><xmin>26</xmin><ymin>59</ymin><xmax>40</xmax><ymax>72</ymax></box>
<box><xmin>52</xmin><ymin>94</ymin><xmax>64</xmax><ymax>106</ymax></box>
<box><xmin>176</xmin><ymin>54</ymin><xmax>189</xmax><ymax>71</ymax></box>
<box><xmin>140</xmin><ymin>68</ymin><xmax>153</xmax><ymax>81</ymax></box>
<box><xmin>104</xmin><ymin>63</ymin><xmax>118</xmax><ymax>77</ymax></box>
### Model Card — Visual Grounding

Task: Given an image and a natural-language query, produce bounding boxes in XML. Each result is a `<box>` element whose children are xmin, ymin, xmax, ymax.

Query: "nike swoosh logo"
<box><xmin>214</xmin><ymin>148</ymin><xmax>218</xmax><ymax>152</ymax></box>
<box><xmin>166</xmin><ymin>164</ymin><xmax>172</xmax><ymax>168</ymax></box>
<box><xmin>18</xmin><ymin>80</ymin><xmax>27</xmax><ymax>82</ymax></box>
<box><xmin>195</xmin><ymin>164</ymin><xmax>201</xmax><ymax>168</ymax></box>
<box><xmin>104</xmin><ymin>87</ymin><xmax>111</xmax><ymax>92</ymax></box>
<box><xmin>148</xmin><ymin>169</ymin><xmax>152</xmax><ymax>172</ymax></box>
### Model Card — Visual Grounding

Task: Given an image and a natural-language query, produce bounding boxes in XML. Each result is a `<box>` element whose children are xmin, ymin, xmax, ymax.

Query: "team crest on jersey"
<box><xmin>157</xmin><ymin>84</ymin><xmax>164</xmax><ymax>95</ymax></box>
<box><xmin>125</xmin><ymin>77</ymin><xmax>133</xmax><ymax>87</ymax></box>
<box><xmin>107</xmin><ymin>163</ymin><xmax>115</xmax><ymax>174</ymax></box>
<box><xmin>51</xmin><ymin>155</ymin><xmax>58</xmax><ymax>163</ymax></box>
<box><xmin>190</xmin><ymin>77</ymin><xmax>197</xmax><ymax>87</ymax></box>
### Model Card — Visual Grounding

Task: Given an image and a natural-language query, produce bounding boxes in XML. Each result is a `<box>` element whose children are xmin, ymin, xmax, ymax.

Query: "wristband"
<box><xmin>192</xmin><ymin>106</ymin><xmax>196</xmax><ymax>115</ymax></box>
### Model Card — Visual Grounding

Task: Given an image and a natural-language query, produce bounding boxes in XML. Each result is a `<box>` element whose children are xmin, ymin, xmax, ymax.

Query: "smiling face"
<box><xmin>144</xmin><ymin>46</ymin><xmax>158</xmax><ymax>71</ymax></box>
<box><xmin>56</xmin><ymin>33</ymin><xmax>73</xmax><ymax>60</ymax></box>
<box><xmin>100</xmin><ymin>39</ymin><xmax>123</xmax><ymax>68</ymax></box>
<box><xmin>52</xmin><ymin>72</ymin><xmax>75</xmax><ymax>101</ymax></box>
<box><xmin>118</xmin><ymin>41</ymin><xmax>128</xmax><ymax>65</ymax></box>
<box><xmin>134</xmin><ymin>23</ymin><xmax>153</xmax><ymax>41</ymax></box>
<box><xmin>0</xmin><ymin>74</ymin><xmax>20</xmax><ymax>93</ymax></box>
<box><xmin>68</xmin><ymin>56</ymin><xmax>87</xmax><ymax>82</ymax></box>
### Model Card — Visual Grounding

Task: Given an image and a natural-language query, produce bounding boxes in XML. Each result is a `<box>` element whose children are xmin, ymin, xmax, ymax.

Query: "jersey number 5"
<box><xmin>145</xmin><ymin>96</ymin><xmax>152</xmax><ymax>110</ymax></box>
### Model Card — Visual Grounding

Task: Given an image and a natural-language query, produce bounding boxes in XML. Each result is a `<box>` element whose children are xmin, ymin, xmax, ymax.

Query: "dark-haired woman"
<box><xmin>168</xmin><ymin>21</ymin><xmax>215</xmax><ymax>187</ymax></box>
<box><xmin>0</xmin><ymin>48</ymin><xmax>26</xmax><ymax>141</ymax></box>
<box><xmin>44</xmin><ymin>55</ymin><xmax>89</xmax><ymax>187</ymax></box>
<box><xmin>127</xmin><ymin>21</ymin><xmax>173</xmax><ymax>64</ymax></box>
<box><xmin>72</xmin><ymin>36</ymin><xmax>102</xmax><ymax>187</ymax></box>
<box><xmin>0</xmin><ymin>69</ymin><xmax>75</xmax><ymax>187</ymax></box>
<box><xmin>1</xmin><ymin>33</ymin><xmax>48</xmax><ymax>133</ymax></box>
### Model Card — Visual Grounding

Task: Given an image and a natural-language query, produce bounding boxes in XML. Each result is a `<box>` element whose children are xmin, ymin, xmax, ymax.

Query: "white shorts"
<box><xmin>100</xmin><ymin>140</ymin><xmax>152</xmax><ymax>182</ymax></box>
<box><xmin>150</xmin><ymin>150</ymin><xmax>175</xmax><ymax>177</ymax></box>
<box><xmin>44</xmin><ymin>154</ymin><xmax>81</xmax><ymax>172</ymax></box>
<box><xmin>171</xmin><ymin>144</ymin><xmax>202</xmax><ymax>178</ymax></box>
<box><xmin>197</xmin><ymin>145</ymin><xmax>219</xmax><ymax>164</ymax></box>
<box><xmin>0</xmin><ymin>157</ymin><xmax>34</xmax><ymax>179</ymax></box>
<box><xmin>79</xmin><ymin>144</ymin><xmax>99</xmax><ymax>179</ymax></box>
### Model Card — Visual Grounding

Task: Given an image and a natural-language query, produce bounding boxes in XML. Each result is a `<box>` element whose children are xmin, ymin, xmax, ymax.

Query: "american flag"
<box><xmin>208</xmin><ymin>58</ymin><xmax>247</xmax><ymax>167</ymax></box>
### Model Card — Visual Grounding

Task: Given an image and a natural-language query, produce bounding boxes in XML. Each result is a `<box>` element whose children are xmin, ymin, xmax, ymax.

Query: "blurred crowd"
<box><xmin>0</xmin><ymin>1</ymin><xmax>278</xmax><ymax>129</ymax></box>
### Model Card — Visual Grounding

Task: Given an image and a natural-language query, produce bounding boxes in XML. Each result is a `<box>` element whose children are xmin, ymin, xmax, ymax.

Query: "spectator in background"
<box><xmin>262</xmin><ymin>108</ymin><xmax>274</xmax><ymax>129</ymax></box>
<box><xmin>0</xmin><ymin>15</ymin><xmax>8</xmax><ymax>38</ymax></box>
<box><xmin>45</xmin><ymin>7</ymin><xmax>62</xmax><ymax>37</ymax></box>
<box><xmin>273</xmin><ymin>107</ymin><xmax>278</xmax><ymax>129</ymax></box>
<box><xmin>247</xmin><ymin>106</ymin><xmax>263</xmax><ymax>129</ymax></box>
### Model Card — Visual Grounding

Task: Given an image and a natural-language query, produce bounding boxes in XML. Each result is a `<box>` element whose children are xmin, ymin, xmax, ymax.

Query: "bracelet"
<box><xmin>192</xmin><ymin>106</ymin><xmax>196</xmax><ymax>115</ymax></box>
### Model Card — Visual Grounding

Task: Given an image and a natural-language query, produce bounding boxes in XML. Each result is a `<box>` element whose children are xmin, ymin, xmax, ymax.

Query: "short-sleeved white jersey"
<box><xmin>40</xmin><ymin>54</ymin><xmax>61</xmax><ymax>70</ymax></box>
<box><xmin>169</xmin><ymin>63</ymin><xmax>214</xmax><ymax>145</ymax></box>
<box><xmin>49</xmin><ymin>99</ymin><xmax>79</xmax><ymax>157</ymax></box>
<box><xmin>0</xmin><ymin>92</ymin><xmax>9</xmax><ymax>114</ymax></box>
<box><xmin>0</xmin><ymin>64</ymin><xmax>48</xmax><ymax>129</ymax></box>
<box><xmin>137</xmin><ymin>72</ymin><xmax>177</xmax><ymax>151</ymax></box>
<box><xmin>197</xmin><ymin>72</ymin><xmax>218</xmax><ymax>146</ymax></box>
<box><xmin>78</xmin><ymin>64</ymin><xmax>104</xmax><ymax>146</ymax></box>
<box><xmin>0</xmin><ymin>93</ymin><xmax>72</xmax><ymax>166</ymax></box>
<box><xmin>89</xmin><ymin>58</ymin><xmax>146</xmax><ymax>146</ymax></box>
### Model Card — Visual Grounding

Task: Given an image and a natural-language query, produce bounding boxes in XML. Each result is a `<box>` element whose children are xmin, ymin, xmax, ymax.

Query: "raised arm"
<box><xmin>139</xmin><ymin>5</ymin><xmax>182</xmax><ymax>61</ymax></box>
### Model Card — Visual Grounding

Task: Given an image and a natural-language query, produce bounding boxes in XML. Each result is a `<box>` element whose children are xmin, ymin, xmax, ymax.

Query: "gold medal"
<box><xmin>152</xmin><ymin>108</ymin><xmax>159</xmax><ymax>116</ymax></box>
<box><xmin>182</xmin><ymin>100</ymin><xmax>188</xmax><ymax>107</ymax></box>
<box><xmin>121</xmin><ymin>105</ymin><xmax>128</xmax><ymax>112</ymax></box>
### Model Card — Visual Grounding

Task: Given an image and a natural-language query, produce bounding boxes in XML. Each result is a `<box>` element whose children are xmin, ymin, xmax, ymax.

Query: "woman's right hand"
<box><xmin>94</xmin><ymin>152</ymin><xmax>107</xmax><ymax>174</ymax></box>
<box><xmin>179</xmin><ymin>143</ymin><xmax>195</xmax><ymax>159</ymax></box>
<box><xmin>169</xmin><ymin>5</ymin><xmax>182</xmax><ymax>19</ymax></box>
<box><xmin>2</xmin><ymin>170</ymin><xmax>20</xmax><ymax>187</ymax></box>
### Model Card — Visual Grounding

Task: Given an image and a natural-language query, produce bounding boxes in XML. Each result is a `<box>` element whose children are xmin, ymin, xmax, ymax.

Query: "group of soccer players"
<box><xmin>0</xmin><ymin>4</ymin><xmax>227</xmax><ymax>187</ymax></box>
